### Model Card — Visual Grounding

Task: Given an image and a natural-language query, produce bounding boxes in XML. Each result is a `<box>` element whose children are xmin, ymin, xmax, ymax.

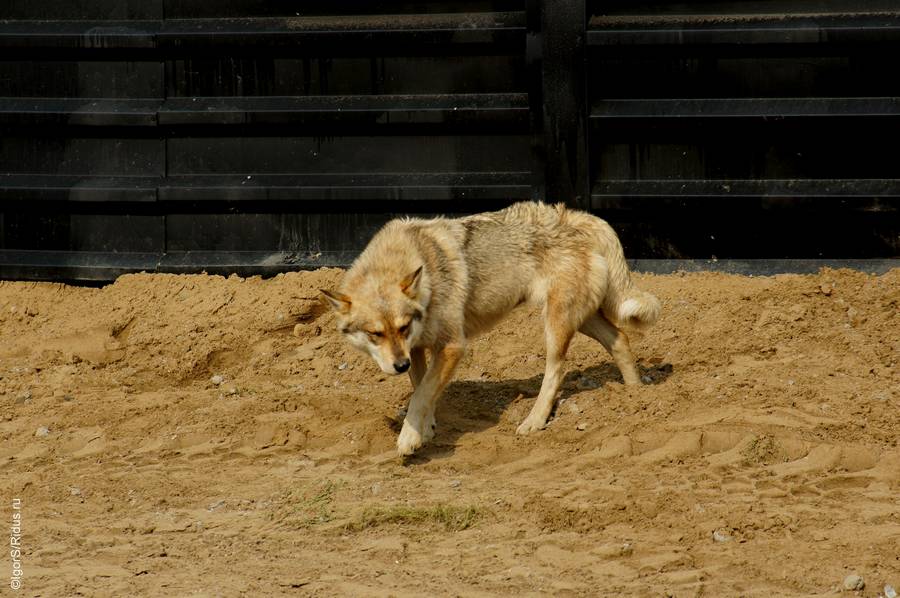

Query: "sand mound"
<box><xmin>1</xmin><ymin>268</ymin><xmax>898</xmax><ymax>595</ymax></box>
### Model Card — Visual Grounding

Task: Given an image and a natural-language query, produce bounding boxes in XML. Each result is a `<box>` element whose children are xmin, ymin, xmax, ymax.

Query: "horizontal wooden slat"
<box><xmin>3</xmin><ymin>250</ymin><xmax>896</xmax><ymax>282</ymax></box>
<box><xmin>0</xmin><ymin>12</ymin><xmax>525</xmax><ymax>50</ymax></box>
<box><xmin>627</xmin><ymin>258</ymin><xmax>900</xmax><ymax>275</ymax></box>
<box><xmin>0</xmin><ymin>21</ymin><xmax>159</xmax><ymax>49</ymax></box>
<box><xmin>591</xmin><ymin>97</ymin><xmax>900</xmax><ymax>119</ymax></box>
<box><xmin>591</xmin><ymin>179</ymin><xmax>900</xmax><ymax>210</ymax></box>
<box><xmin>0</xmin><ymin>98</ymin><xmax>158</xmax><ymax>126</ymax></box>
<box><xmin>159</xmin><ymin>172</ymin><xmax>533</xmax><ymax>201</ymax></box>
<box><xmin>0</xmin><ymin>172</ymin><xmax>534</xmax><ymax>203</ymax></box>
<box><xmin>0</xmin><ymin>250</ymin><xmax>161</xmax><ymax>281</ymax></box>
<box><xmin>0</xmin><ymin>94</ymin><xmax>529</xmax><ymax>127</ymax></box>
<box><xmin>0</xmin><ymin>176</ymin><xmax>158</xmax><ymax>202</ymax></box>
<box><xmin>163</xmin><ymin>0</ymin><xmax>524</xmax><ymax>19</ymax></box>
<box><xmin>588</xmin><ymin>12</ymin><xmax>900</xmax><ymax>46</ymax></box>
<box><xmin>158</xmin><ymin>93</ymin><xmax>529</xmax><ymax>125</ymax></box>
<box><xmin>165</xmin><ymin>12</ymin><xmax>524</xmax><ymax>33</ymax></box>
<box><xmin>0</xmin><ymin>250</ymin><xmax>354</xmax><ymax>281</ymax></box>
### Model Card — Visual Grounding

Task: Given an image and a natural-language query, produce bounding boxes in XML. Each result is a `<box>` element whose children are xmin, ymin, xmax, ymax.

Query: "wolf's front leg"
<box><xmin>408</xmin><ymin>346</ymin><xmax>427</xmax><ymax>389</ymax></box>
<box><xmin>397</xmin><ymin>344</ymin><xmax>464</xmax><ymax>456</ymax></box>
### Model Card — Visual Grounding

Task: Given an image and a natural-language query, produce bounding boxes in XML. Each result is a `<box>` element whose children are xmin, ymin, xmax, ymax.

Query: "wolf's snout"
<box><xmin>393</xmin><ymin>358</ymin><xmax>411</xmax><ymax>374</ymax></box>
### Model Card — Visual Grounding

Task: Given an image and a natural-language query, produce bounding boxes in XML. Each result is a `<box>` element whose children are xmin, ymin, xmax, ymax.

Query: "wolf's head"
<box><xmin>321</xmin><ymin>266</ymin><xmax>428</xmax><ymax>375</ymax></box>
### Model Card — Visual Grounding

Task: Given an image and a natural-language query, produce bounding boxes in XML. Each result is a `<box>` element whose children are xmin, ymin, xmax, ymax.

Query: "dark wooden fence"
<box><xmin>1</xmin><ymin>1</ymin><xmax>897</xmax><ymax>280</ymax></box>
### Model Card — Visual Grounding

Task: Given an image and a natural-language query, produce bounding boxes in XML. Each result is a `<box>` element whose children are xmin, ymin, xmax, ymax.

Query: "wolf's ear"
<box><xmin>320</xmin><ymin>289</ymin><xmax>352</xmax><ymax>314</ymax></box>
<box><xmin>399</xmin><ymin>266</ymin><xmax>424</xmax><ymax>299</ymax></box>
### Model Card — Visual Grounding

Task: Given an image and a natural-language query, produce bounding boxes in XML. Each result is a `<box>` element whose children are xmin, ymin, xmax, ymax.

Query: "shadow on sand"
<box><xmin>399</xmin><ymin>361</ymin><xmax>673</xmax><ymax>464</ymax></box>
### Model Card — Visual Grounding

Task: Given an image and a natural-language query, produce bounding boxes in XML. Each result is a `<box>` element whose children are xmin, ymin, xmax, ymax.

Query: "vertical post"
<box><xmin>540</xmin><ymin>0</ymin><xmax>588</xmax><ymax>209</ymax></box>
<box><xmin>526</xmin><ymin>0</ymin><xmax>546</xmax><ymax>201</ymax></box>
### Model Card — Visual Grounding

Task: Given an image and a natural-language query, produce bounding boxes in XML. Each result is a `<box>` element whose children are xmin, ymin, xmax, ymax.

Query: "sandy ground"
<box><xmin>0</xmin><ymin>268</ymin><xmax>898</xmax><ymax>597</ymax></box>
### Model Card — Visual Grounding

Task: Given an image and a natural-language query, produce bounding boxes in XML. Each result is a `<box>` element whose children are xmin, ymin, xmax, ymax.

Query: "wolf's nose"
<box><xmin>394</xmin><ymin>358</ymin><xmax>411</xmax><ymax>374</ymax></box>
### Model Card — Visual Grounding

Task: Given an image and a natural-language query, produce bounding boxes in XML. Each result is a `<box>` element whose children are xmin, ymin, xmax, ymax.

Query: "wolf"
<box><xmin>321</xmin><ymin>201</ymin><xmax>660</xmax><ymax>456</ymax></box>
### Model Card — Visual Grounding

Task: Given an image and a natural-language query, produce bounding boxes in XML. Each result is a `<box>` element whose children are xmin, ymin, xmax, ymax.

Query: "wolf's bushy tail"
<box><xmin>617</xmin><ymin>289</ymin><xmax>661</xmax><ymax>329</ymax></box>
<box><xmin>593</xmin><ymin>215</ymin><xmax>661</xmax><ymax>329</ymax></box>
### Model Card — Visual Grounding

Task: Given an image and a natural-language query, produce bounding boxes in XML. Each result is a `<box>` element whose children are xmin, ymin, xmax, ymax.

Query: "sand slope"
<box><xmin>1</xmin><ymin>268</ymin><xmax>898</xmax><ymax>596</ymax></box>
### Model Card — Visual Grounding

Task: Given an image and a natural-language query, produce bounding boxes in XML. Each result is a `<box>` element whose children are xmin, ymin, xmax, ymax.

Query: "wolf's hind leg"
<box><xmin>409</xmin><ymin>346</ymin><xmax>427</xmax><ymax>389</ymax></box>
<box><xmin>516</xmin><ymin>300</ymin><xmax>577</xmax><ymax>435</ymax></box>
<box><xmin>579</xmin><ymin>312</ymin><xmax>641</xmax><ymax>385</ymax></box>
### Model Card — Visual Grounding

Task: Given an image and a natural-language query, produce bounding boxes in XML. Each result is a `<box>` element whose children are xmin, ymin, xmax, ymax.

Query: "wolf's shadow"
<box><xmin>399</xmin><ymin>361</ymin><xmax>673</xmax><ymax>464</ymax></box>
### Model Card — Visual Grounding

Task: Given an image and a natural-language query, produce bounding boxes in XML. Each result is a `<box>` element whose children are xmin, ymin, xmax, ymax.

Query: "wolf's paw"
<box><xmin>516</xmin><ymin>415</ymin><xmax>547</xmax><ymax>436</ymax></box>
<box><xmin>397</xmin><ymin>421</ymin><xmax>424</xmax><ymax>456</ymax></box>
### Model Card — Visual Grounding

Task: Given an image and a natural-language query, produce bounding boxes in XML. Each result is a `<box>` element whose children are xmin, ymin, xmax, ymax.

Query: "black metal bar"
<box><xmin>541</xmin><ymin>0</ymin><xmax>588</xmax><ymax>207</ymax></box>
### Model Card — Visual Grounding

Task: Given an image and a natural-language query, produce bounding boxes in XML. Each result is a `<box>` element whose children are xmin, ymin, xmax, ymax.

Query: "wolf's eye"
<box><xmin>398</xmin><ymin>323</ymin><xmax>410</xmax><ymax>336</ymax></box>
<box><xmin>366</xmin><ymin>330</ymin><xmax>384</xmax><ymax>341</ymax></box>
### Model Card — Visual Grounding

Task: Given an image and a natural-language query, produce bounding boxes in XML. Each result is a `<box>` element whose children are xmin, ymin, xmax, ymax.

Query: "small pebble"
<box><xmin>226</xmin><ymin>387</ymin><xmax>238</xmax><ymax>396</ymax></box>
<box><xmin>292</xmin><ymin>324</ymin><xmax>303</xmax><ymax>337</ymax></box>
<box><xmin>846</xmin><ymin>307</ymin><xmax>866</xmax><ymax>327</ymax></box>
<box><xmin>843</xmin><ymin>574</ymin><xmax>864</xmax><ymax>591</ymax></box>
<box><xmin>15</xmin><ymin>391</ymin><xmax>32</xmax><ymax>404</ymax></box>
<box><xmin>35</xmin><ymin>426</ymin><xmax>50</xmax><ymax>438</ymax></box>
<box><xmin>210</xmin><ymin>374</ymin><xmax>224</xmax><ymax>386</ymax></box>
<box><xmin>712</xmin><ymin>529</ymin><xmax>732</xmax><ymax>543</ymax></box>
<box><xmin>884</xmin><ymin>584</ymin><xmax>897</xmax><ymax>598</ymax></box>
<box><xmin>338</xmin><ymin>362</ymin><xmax>348</xmax><ymax>371</ymax></box>
<box><xmin>207</xmin><ymin>499</ymin><xmax>225</xmax><ymax>511</ymax></box>
<box><xmin>576</xmin><ymin>422</ymin><xmax>588</xmax><ymax>431</ymax></box>
<box><xmin>70</xmin><ymin>487</ymin><xmax>81</xmax><ymax>496</ymax></box>
<box><xmin>641</xmin><ymin>375</ymin><xmax>653</xmax><ymax>384</ymax></box>
<box><xmin>449</xmin><ymin>480</ymin><xmax>461</xmax><ymax>489</ymax></box>
<box><xmin>62</xmin><ymin>394</ymin><xmax>75</xmax><ymax>402</ymax></box>
<box><xmin>566</xmin><ymin>401</ymin><xmax>582</xmax><ymax>415</ymax></box>
<box><xmin>576</xmin><ymin>376</ymin><xmax>600</xmax><ymax>390</ymax></box>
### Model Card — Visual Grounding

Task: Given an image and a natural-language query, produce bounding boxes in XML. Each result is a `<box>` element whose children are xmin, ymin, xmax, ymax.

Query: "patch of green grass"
<box><xmin>345</xmin><ymin>504</ymin><xmax>483</xmax><ymax>532</ymax></box>
<box><xmin>300</xmin><ymin>480</ymin><xmax>338</xmax><ymax>525</ymax></box>
<box><xmin>268</xmin><ymin>479</ymin><xmax>341</xmax><ymax>528</ymax></box>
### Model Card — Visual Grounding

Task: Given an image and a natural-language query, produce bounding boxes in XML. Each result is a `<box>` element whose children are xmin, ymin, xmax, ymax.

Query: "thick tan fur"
<box><xmin>321</xmin><ymin>201</ymin><xmax>661</xmax><ymax>456</ymax></box>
